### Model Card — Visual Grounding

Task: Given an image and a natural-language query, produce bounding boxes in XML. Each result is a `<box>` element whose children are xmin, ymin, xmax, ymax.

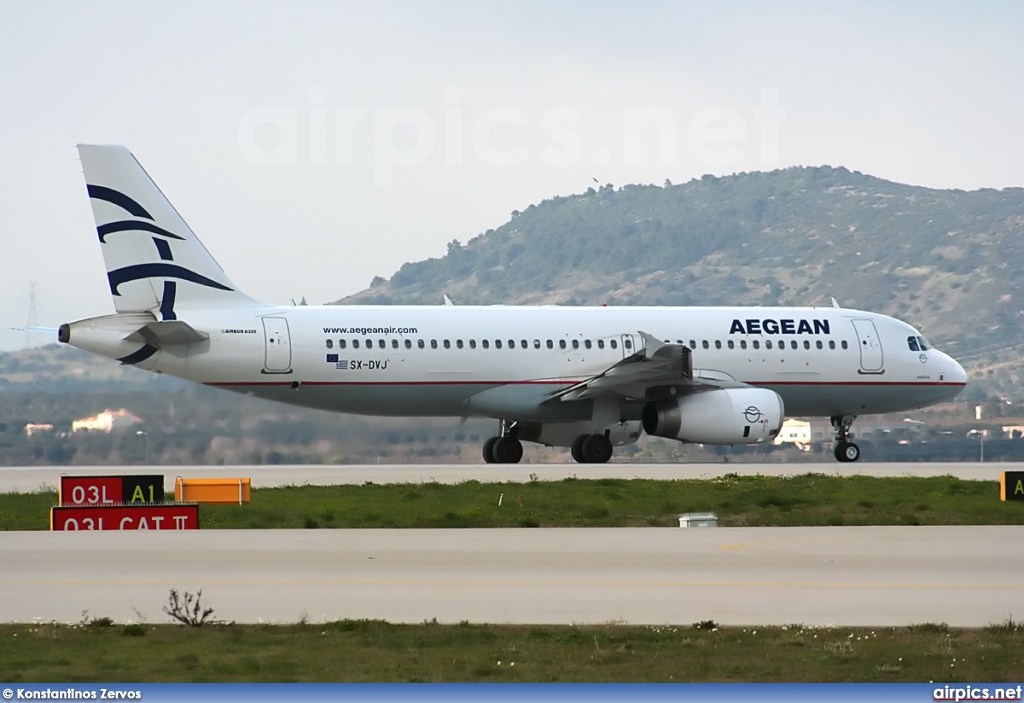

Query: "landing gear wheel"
<box><xmin>570</xmin><ymin>435</ymin><xmax>587</xmax><ymax>463</ymax></box>
<box><xmin>482</xmin><ymin>436</ymin><xmax>500</xmax><ymax>464</ymax></box>
<box><xmin>830</xmin><ymin>415</ymin><xmax>859</xmax><ymax>462</ymax></box>
<box><xmin>582</xmin><ymin>434</ymin><xmax>613</xmax><ymax>464</ymax></box>
<box><xmin>834</xmin><ymin>441</ymin><xmax>860</xmax><ymax>463</ymax></box>
<box><xmin>493</xmin><ymin>437</ymin><xmax>524</xmax><ymax>464</ymax></box>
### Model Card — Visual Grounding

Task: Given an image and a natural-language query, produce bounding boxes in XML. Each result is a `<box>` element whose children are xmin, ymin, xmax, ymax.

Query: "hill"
<box><xmin>336</xmin><ymin>166</ymin><xmax>1024</xmax><ymax>399</ymax></box>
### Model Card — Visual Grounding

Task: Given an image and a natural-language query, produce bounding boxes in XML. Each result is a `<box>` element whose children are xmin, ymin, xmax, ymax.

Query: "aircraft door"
<box><xmin>262</xmin><ymin>317</ymin><xmax>292</xmax><ymax>374</ymax></box>
<box><xmin>620</xmin><ymin>334</ymin><xmax>638</xmax><ymax>359</ymax></box>
<box><xmin>851</xmin><ymin>319</ymin><xmax>883</xmax><ymax>373</ymax></box>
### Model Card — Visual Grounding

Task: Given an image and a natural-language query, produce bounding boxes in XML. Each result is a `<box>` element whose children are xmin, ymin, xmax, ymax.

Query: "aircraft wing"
<box><xmin>549</xmin><ymin>331</ymin><xmax>748</xmax><ymax>402</ymax></box>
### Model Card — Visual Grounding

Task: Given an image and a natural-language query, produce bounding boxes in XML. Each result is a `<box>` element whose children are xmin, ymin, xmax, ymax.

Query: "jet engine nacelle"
<box><xmin>641</xmin><ymin>388</ymin><xmax>784</xmax><ymax>445</ymax></box>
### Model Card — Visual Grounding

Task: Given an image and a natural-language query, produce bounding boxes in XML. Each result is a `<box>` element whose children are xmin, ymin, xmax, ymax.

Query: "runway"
<box><xmin>0</xmin><ymin>461</ymin><xmax>1008</xmax><ymax>494</ymax></box>
<box><xmin>1</xmin><ymin>526</ymin><xmax>1020</xmax><ymax>627</ymax></box>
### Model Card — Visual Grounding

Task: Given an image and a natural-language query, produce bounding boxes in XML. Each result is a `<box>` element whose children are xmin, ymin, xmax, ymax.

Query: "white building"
<box><xmin>71</xmin><ymin>409</ymin><xmax>143</xmax><ymax>433</ymax></box>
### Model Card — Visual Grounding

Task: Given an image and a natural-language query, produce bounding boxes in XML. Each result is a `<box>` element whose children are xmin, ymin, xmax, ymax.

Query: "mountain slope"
<box><xmin>337</xmin><ymin>166</ymin><xmax>1024</xmax><ymax>382</ymax></box>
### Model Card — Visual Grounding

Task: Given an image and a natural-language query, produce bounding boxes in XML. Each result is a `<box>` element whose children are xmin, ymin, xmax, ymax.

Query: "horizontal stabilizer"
<box><xmin>124</xmin><ymin>320</ymin><xmax>209</xmax><ymax>347</ymax></box>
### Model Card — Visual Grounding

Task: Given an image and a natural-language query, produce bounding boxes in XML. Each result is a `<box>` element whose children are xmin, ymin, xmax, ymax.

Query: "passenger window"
<box><xmin>816</xmin><ymin>340</ymin><xmax>823</xmax><ymax>349</ymax></box>
<box><xmin>521</xmin><ymin>340</ymin><xmax>528</xmax><ymax>349</ymax></box>
<box><xmin>765</xmin><ymin>340</ymin><xmax>772</xmax><ymax>350</ymax></box>
<box><xmin>417</xmin><ymin>339</ymin><xmax>425</xmax><ymax>349</ymax></box>
<box><xmin>584</xmin><ymin>340</ymin><xmax>592</xmax><ymax>349</ymax></box>
<box><xmin>597</xmin><ymin>339</ymin><xmax>604</xmax><ymax>349</ymax></box>
<box><xmin>508</xmin><ymin>339</ymin><xmax>515</xmax><ymax>349</ymax></box>
<box><xmin>829</xmin><ymin>340</ymin><xmax>835</xmax><ymax>350</ymax></box>
<box><xmin>469</xmin><ymin>339</ymin><xmax>476</xmax><ymax>349</ymax></box>
<box><xmin>624</xmin><ymin>339</ymin><xmax>633</xmax><ymax>350</ymax></box>
<box><xmin>572</xmin><ymin>340</ymin><xmax>579</xmax><ymax>349</ymax></box>
<box><xmin>443</xmin><ymin>340</ymin><xmax>451</xmax><ymax>349</ymax></box>
<box><xmin>547</xmin><ymin>340</ymin><xmax>554</xmax><ymax>349</ymax></box>
<box><xmin>392</xmin><ymin>339</ymin><xmax>399</xmax><ymax>349</ymax></box>
<box><xmin>841</xmin><ymin>340</ymin><xmax>848</xmax><ymax>350</ymax></box>
<box><xmin>456</xmin><ymin>340</ymin><xmax>463</xmax><ymax>349</ymax></box>
<box><xmin>534</xmin><ymin>339</ymin><xmax>541</xmax><ymax>349</ymax></box>
<box><xmin>803</xmin><ymin>340</ymin><xmax>810</xmax><ymax>350</ymax></box>
<box><xmin>353</xmin><ymin>339</ymin><xmax>360</xmax><ymax>349</ymax></box>
<box><xmin>339</xmin><ymin>339</ymin><xmax>347</xmax><ymax>349</ymax></box>
<box><xmin>496</xmin><ymin>340</ymin><xmax>503</xmax><ymax>349</ymax></box>
<box><xmin>907</xmin><ymin>336</ymin><xmax>920</xmax><ymax>352</ymax></box>
<box><xmin>689</xmin><ymin>340</ymin><xmax>696</xmax><ymax>349</ymax></box>
<box><xmin>727</xmin><ymin>340</ymin><xmax>734</xmax><ymax>349</ymax></box>
<box><xmin>752</xmin><ymin>340</ymin><xmax>760</xmax><ymax>350</ymax></box>
<box><xmin>404</xmin><ymin>339</ymin><xmax>412</xmax><ymax>349</ymax></box>
<box><xmin>365</xmin><ymin>338</ymin><xmax>372</xmax><ymax>348</ymax></box>
<box><xmin>740</xmin><ymin>340</ymin><xmax>747</xmax><ymax>350</ymax></box>
<box><xmin>715</xmin><ymin>340</ymin><xmax>722</xmax><ymax>349</ymax></box>
<box><xmin>326</xmin><ymin>339</ymin><xmax>334</xmax><ymax>349</ymax></box>
<box><xmin>702</xmin><ymin>340</ymin><xmax>710</xmax><ymax>349</ymax></box>
<box><xmin>791</xmin><ymin>340</ymin><xmax>798</xmax><ymax>350</ymax></box>
<box><xmin>431</xmin><ymin>339</ymin><xmax>438</xmax><ymax>349</ymax></box>
<box><xmin>559</xmin><ymin>340</ymin><xmax>567</xmax><ymax>349</ymax></box>
<box><xmin>609</xmin><ymin>340</ymin><xmax>617</xmax><ymax>349</ymax></box>
<box><xmin>482</xmin><ymin>340</ymin><xmax>489</xmax><ymax>349</ymax></box>
<box><xmin>379</xmin><ymin>339</ymin><xmax>385</xmax><ymax>349</ymax></box>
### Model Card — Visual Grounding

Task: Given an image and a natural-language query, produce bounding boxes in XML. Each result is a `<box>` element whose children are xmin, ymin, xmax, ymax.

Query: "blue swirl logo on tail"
<box><xmin>90</xmin><ymin>185</ymin><xmax>236</xmax><ymax>303</ymax></box>
<box><xmin>107</xmin><ymin>263</ymin><xmax>234</xmax><ymax>295</ymax></box>
<box><xmin>87</xmin><ymin>184</ymin><xmax>153</xmax><ymax>219</ymax></box>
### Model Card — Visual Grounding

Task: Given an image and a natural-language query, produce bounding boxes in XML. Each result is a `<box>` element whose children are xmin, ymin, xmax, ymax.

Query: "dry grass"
<box><xmin>1</xmin><ymin>619</ymin><xmax>1021</xmax><ymax>682</ymax></box>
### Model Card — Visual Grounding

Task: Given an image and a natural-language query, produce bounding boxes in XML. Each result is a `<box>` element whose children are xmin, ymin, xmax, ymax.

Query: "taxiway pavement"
<box><xmin>1</xmin><ymin>526</ymin><xmax>1020</xmax><ymax>627</ymax></box>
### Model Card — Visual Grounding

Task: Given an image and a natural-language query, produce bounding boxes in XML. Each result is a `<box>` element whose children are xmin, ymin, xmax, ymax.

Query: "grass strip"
<box><xmin>1</xmin><ymin>618</ymin><xmax>1021</xmax><ymax>682</ymax></box>
<box><xmin>2</xmin><ymin>474</ymin><xmax>1021</xmax><ymax>531</ymax></box>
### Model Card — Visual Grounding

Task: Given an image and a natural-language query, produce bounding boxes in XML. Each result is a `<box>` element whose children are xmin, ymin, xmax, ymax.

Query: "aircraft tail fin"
<box><xmin>77</xmin><ymin>144</ymin><xmax>260</xmax><ymax>316</ymax></box>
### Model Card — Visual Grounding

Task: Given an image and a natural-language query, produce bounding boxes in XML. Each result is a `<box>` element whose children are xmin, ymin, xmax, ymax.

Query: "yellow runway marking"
<box><xmin>719</xmin><ymin>541</ymin><xmax>767</xmax><ymax>551</ymax></box>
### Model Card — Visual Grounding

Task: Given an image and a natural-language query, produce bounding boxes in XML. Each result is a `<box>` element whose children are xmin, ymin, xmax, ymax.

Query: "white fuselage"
<box><xmin>67</xmin><ymin>304</ymin><xmax>967</xmax><ymax>423</ymax></box>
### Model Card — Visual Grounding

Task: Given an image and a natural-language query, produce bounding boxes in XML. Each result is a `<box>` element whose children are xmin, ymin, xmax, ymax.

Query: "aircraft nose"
<box><xmin>941</xmin><ymin>353</ymin><xmax>968</xmax><ymax>395</ymax></box>
<box><xmin>951</xmin><ymin>358</ymin><xmax>967</xmax><ymax>386</ymax></box>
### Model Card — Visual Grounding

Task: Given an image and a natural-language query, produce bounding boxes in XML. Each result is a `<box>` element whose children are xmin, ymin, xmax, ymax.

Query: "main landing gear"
<box><xmin>831</xmin><ymin>415</ymin><xmax>860</xmax><ymax>462</ymax></box>
<box><xmin>483</xmin><ymin>420</ymin><xmax>523</xmax><ymax>464</ymax></box>
<box><xmin>570</xmin><ymin>433</ymin><xmax>613</xmax><ymax>464</ymax></box>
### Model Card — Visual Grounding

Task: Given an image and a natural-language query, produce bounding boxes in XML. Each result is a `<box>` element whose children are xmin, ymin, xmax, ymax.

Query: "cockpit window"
<box><xmin>917</xmin><ymin>336</ymin><xmax>931</xmax><ymax>351</ymax></box>
<box><xmin>907</xmin><ymin>336</ymin><xmax>920</xmax><ymax>352</ymax></box>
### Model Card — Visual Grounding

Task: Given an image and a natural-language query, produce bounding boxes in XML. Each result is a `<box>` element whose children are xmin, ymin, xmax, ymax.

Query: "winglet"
<box><xmin>637</xmin><ymin>331</ymin><xmax>668</xmax><ymax>359</ymax></box>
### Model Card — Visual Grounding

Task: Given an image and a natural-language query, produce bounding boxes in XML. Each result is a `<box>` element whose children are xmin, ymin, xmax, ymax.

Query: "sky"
<box><xmin>2</xmin><ymin>1</ymin><xmax>1023</xmax><ymax>351</ymax></box>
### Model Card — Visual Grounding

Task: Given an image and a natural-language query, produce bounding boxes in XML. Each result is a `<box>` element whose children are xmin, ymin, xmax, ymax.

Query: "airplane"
<box><xmin>58</xmin><ymin>145</ymin><xmax>967</xmax><ymax>464</ymax></box>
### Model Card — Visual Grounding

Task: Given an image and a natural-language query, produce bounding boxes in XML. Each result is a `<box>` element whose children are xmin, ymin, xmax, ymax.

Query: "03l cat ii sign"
<box><xmin>50</xmin><ymin>503</ymin><xmax>199</xmax><ymax>531</ymax></box>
